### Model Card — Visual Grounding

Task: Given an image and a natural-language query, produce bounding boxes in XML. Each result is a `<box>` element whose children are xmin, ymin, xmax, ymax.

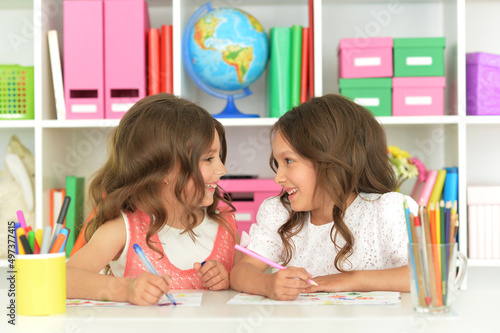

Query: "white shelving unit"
<box><xmin>1</xmin><ymin>0</ymin><xmax>499</xmax><ymax>269</ymax></box>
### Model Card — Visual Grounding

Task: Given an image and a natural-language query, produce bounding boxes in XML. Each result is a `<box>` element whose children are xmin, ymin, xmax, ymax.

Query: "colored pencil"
<box><xmin>421</xmin><ymin>205</ymin><xmax>439</xmax><ymax>307</ymax></box>
<box><xmin>409</xmin><ymin>213</ymin><xmax>426</xmax><ymax>307</ymax></box>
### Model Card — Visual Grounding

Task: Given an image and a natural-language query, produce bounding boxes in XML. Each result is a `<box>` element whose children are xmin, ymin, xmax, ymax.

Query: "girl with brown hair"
<box><xmin>231</xmin><ymin>94</ymin><xmax>417</xmax><ymax>301</ymax></box>
<box><xmin>67</xmin><ymin>94</ymin><xmax>240</xmax><ymax>305</ymax></box>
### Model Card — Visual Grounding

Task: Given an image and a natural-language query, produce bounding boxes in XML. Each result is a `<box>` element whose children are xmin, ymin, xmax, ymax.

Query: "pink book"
<box><xmin>418</xmin><ymin>169</ymin><xmax>438</xmax><ymax>206</ymax></box>
<box><xmin>410</xmin><ymin>177</ymin><xmax>425</xmax><ymax>203</ymax></box>
<box><xmin>104</xmin><ymin>0</ymin><xmax>149</xmax><ymax>119</ymax></box>
<box><xmin>64</xmin><ymin>0</ymin><xmax>104</xmax><ymax>119</ymax></box>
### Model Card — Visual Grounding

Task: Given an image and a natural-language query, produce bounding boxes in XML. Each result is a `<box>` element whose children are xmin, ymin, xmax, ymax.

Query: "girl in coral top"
<box><xmin>67</xmin><ymin>94</ymin><xmax>241</xmax><ymax>305</ymax></box>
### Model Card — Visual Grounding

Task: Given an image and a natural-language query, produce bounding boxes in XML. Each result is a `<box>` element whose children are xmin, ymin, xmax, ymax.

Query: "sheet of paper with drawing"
<box><xmin>67</xmin><ymin>292</ymin><xmax>203</xmax><ymax>307</ymax></box>
<box><xmin>227</xmin><ymin>292</ymin><xmax>401</xmax><ymax>306</ymax></box>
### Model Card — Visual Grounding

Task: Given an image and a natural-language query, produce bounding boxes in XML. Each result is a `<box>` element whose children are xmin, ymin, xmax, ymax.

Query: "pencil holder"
<box><xmin>15</xmin><ymin>253</ymin><xmax>66</xmax><ymax>315</ymax></box>
<box><xmin>408</xmin><ymin>243</ymin><xmax>467</xmax><ymax>314</ymax></box>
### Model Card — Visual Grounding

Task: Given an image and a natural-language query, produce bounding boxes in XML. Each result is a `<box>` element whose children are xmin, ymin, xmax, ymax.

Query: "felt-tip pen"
<box><xmin>133</xmin><ymin>244</ymin><xmax>177</xmax><ymax>305</ymax></box>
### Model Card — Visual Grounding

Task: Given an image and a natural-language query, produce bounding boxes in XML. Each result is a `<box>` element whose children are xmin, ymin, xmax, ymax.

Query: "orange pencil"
<box><xmin>421</xmin><ymin>205</ymin><xmax>438</xmax><ymax>307</ymax></box>
<box><xmin>429</xmin><ymin>202</ymin><xmax>443</xmax><ymax>306</ymax></box>
<box><xmin>49</xmin><ymin>233</ymin><xmax>66</xmax><ymax>253</ymax></box>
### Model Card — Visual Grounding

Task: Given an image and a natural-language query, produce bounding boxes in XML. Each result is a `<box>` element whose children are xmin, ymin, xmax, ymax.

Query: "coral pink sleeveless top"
<box><xmin>122</xmin><ymin>209</ymin><xmax>236</xmax><ymax>289</ymax></box>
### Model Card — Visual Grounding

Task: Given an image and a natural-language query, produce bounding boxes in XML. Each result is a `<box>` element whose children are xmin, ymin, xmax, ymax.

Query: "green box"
<box><xmin>339</xmin><ymin>78</ymin><xmax>392</xmax><ymax>117</ymax></box>
<box><xmin>393</xmin><ymin>37</ymin><xmax>445</xmax><ymax>77</ymax></box>
<box><xmin>0</xmin><ymin>65</ymin><xmax>35</xmax><ymax>120</ymax></box>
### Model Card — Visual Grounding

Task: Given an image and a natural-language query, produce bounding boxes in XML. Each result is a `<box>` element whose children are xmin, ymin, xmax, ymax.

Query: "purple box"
<box><xmin>466</xmin><ymin>52</ymin><xmax>500</xmax><ymax>115</ymax></box>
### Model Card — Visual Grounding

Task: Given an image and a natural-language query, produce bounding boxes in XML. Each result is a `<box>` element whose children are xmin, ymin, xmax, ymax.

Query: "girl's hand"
<box><xmin>127</xmin><ymin>272</ymin><xmax>172</xmax><ymax>305</ymax></box>
<box><xmin>301</xmin><ymin>272</ymin><xmax>353</xmax><ymax>294</ymax></box>
<box><xmin>194</xmin><ymin>260</ymin><xmax>229</xmax><ymax>290</ymax></box>
<box><xmin>267</xmin><ymin>267</ymin><xmax>312</xmax><ymax>301</ymax></box>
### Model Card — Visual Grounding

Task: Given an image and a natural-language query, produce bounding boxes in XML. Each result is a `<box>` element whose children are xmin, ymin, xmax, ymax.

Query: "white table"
<box><xmin>3</xmin><ymin>289</ymin><xmax>498</xmax><ymax>333</ymax></box>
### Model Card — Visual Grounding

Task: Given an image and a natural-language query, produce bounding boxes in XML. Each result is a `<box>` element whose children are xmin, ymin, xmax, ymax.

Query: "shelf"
<box><xmin>378</xmin><ymin>116</ymin><xmax>460</xmax><ymax>125</ymax></box>
<box><xmin>217</xmin><ymin>118</ymin><xmax>278</xmax><ymax>127</ymax></box>
<box><xmin>466</xmin><ymin>116</ymin><xmax>500</xmax><ymax>125</ymax></box>
<box><xmin>0</xmin><ymin>120</ymin><xmax>36</xmax><ymax>128</ymax></box>
<box><xmin>42</xmin><ymin>119</ymin><xmax>120</xmax><ymax>128</ymax></box>
<box><xmin>468</xmin><ymin>259</ymin><xmax>500</xmax><ymax>267</ymax></box>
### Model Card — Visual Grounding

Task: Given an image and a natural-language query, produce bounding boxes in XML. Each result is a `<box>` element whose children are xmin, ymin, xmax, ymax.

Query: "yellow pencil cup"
<box><xmin>15</xmin><ymin>253</ymin><xmax>66</xmax><ymax>316</ymax></box>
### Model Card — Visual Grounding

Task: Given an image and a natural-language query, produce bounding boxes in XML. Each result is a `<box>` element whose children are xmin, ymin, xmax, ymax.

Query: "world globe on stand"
<box><xmin>182</xmin><ymin>2</ymin><xmax>269</xmax><ymax>117</ymax></box>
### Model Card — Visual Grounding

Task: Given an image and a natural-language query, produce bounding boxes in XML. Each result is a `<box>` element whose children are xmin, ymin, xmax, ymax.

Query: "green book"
<box><xmin>65</xmin><ymin>175</ymin><xmax>85</xmax><ymax>257</ymax></box>
<box><xmin>269</xmin><ymin>27</ymin><xmax>292</xmax><ymax>117</ymax></box>
<box><xmin>290</xmin><ymin>25</ymin><xmax>303</xmax><ymax>108</ymax></box>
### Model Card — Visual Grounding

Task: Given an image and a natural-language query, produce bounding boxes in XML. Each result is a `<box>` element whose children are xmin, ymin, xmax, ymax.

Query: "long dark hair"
<box><xmin>86</xmin><ymin>94</ymin><xmax>235</xmax><ymax>256</ymax></box>
<box><xmin>271</xmin><ymin>94</ymin><xmax>396</xmax><ymax>271</ymax></box>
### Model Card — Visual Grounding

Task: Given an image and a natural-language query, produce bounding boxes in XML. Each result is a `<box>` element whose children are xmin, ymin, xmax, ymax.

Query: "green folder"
<box><xmin>269</xmin><ymin>27</ymin><xmax>291</xmax><ymax>118</ymax></box>
<box><xmin>290</xmin><ymin>25</ymin><xmax>302</xmax><ymax>108</ymax></box>
<box><xmin>65</xmin><ymin>176</ymin><xmax>85</xmax><ymax>257</ymax></box>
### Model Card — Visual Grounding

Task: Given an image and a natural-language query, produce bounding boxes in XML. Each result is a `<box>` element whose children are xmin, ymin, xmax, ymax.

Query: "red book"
<box><xmin>148</xmin><ymin>28</ymin><xmax>160</xmax><ymax>95</ymax></box>
<box><xmin>300</xmin><ymin>27</ymin><xmax>309</xmax><ymax>103</ymax></box>
<box><xmin>160</xmin><ymin>25</ymin><xmax>173</xmax><ymax>94</ymax></box>
<box><xmin>308</xmin><ymin>0</ymin><xmax>314</xmax><ymax>98</ymax></box>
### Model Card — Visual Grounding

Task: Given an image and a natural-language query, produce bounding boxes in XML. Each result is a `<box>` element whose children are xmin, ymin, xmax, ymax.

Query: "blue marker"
<box><xmin>133</xmin><ymin>244</ymin><xmax>177</xmax><ymax>305</ymax></box>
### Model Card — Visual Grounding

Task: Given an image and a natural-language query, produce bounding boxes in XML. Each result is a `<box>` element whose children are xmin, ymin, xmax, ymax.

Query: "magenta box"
<box><xmin>64</xmin><ymin>0</ymin><xmax>104</xmax><ymax>119</ymax></box>
<box><xmin>104</xmin><ymin>0</ymin><xmax>149</xmax><ymax>119</ymax></box>
<box><xmin>466</xmin><ymin>52</ymin><xmax>500</xmax><ymax>116</ymax></box>
<box><xmin>339</xmin><ymin>38</ymin><xmax>393</xmax><ymax>78</ymax></box>
<box><xmin>218</xmin><ymin>179</ymin><xmax>281</xmax><ymax>236</ymax></box>
<box><xmin>392</xmin><ymin>77</ymin><xmax>446</xmax><ymax>116</ymax></box>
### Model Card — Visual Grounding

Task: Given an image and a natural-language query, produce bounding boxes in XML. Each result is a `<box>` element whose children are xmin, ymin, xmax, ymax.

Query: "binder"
<box><xmin>160</xmin><ymin>25</ymin><xmax>173</xmax><ymax>94</ymax></box>
<box><xmin>104</xmin><ymin>0</ymin><xmax>149</xmax><ymax>119</ymax></box>
<box><xmin>269</xmin><ymin>27</ymin><xmax>292</xmax><ymax>117</ymax></box>
<box><xmin>47</xmin><ymin>30</ymin><xmax>66</xmax><ymax>120</ymax></box>
<box><xmin>65</xmin><ymin>176</ymin><xmax>85</xmax><ymax>257</ymax></box>
<box><xmin>148</xmin><ymin>28</ymin><xmax>161</xmax><ymax>95</ymax></box>
<box><xmin>63</xmin><ymin>0</ymin><xmax>104</xmax><ymax>119</ymax></box>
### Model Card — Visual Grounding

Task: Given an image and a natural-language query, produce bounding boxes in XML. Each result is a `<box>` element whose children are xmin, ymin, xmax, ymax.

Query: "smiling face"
<box><xmin>272</xmin><ymin>131</ymin><xmax>321</xmax><ymax>214</ymax></box>
<box><xmin>198</xmin><ymin>129</ymin><xmax>227</xmax><ymax>207</ymax></box>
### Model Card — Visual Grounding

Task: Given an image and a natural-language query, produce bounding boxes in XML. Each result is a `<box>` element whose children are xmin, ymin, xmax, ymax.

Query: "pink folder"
<box><xmin>104</xmin><ymin>0</ymin><xmax>149</xmax><ymax>119</ymax></box>
<box><xmin>64</xmin><ymin>0</ymin><xmax>104</xmax><ymax>119</ymax></box>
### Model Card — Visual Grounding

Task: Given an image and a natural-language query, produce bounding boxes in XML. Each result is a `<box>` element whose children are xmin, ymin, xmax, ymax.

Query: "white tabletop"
<box><xmin>3</xmin><ymin>289</ymin><xmax>498</xmax><ymax>333</ymax></box>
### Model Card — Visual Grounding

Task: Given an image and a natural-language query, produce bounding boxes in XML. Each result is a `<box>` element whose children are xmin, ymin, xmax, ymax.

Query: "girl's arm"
<box><xmin>303</xmin><ymin>265</ymin><xmax>410</xmax><ymax>293</ymax></box>
<box><xmin>66</xmin><ymin>216</ymin><xmax>171</xmax><ymax>305</ymax></box>
<box><xmin>230</xmin><ymin>255</ymin><xmax>313</xmax><ymax>301</ymax></box>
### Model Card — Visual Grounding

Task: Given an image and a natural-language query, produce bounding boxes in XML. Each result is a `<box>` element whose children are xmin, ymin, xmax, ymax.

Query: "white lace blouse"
<box><xmin>247</xmin><ymin>192</ymin><xmax>418</xmax><ymax>277</ymax></box>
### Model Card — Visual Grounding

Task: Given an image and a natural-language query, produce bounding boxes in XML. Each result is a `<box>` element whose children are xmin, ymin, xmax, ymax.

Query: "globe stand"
<box><xmin>213</xmin><ymin>94</ymin><xmax>259</xmax><ymax>118</ymax></box>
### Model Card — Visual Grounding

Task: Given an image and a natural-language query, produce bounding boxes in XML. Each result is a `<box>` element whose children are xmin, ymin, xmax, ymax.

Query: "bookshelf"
<box><xmin>1</xmin><ymin>0</ymin><xmax>499</xmax><ymax>268</ymax></box>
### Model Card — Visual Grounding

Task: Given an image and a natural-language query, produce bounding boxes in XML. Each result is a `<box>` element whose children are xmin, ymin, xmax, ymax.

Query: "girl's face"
<box><xmin>272</xmin><ymin>131</ymin><xmax>355</xmax><ymax>224</ymax></box>
<box><xmin>198</xmin><ymin>130</ymin><xmax>227</xmax><ymax>207</ymax></box>
<box><xmin>272</xmin><ymin>131</ymin><xmax>323</xmax><ymax>214</ymax></box>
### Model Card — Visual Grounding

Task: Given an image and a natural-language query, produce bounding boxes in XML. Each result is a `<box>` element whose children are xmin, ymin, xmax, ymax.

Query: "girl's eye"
<box><xmin>285</xmin><ymin>158</ymin><xmax>293</xmax><ymax>164</ymax></box>
<box><xmin>205</xmin><ymin>157</ymin><xmax>214</xmax><ymax>162</ymax></box>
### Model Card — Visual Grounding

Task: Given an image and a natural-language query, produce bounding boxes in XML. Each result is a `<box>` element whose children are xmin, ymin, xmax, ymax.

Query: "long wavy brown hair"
<box><xmin>271</xmin><ymin>94</ymin><xmax>396</xmax><ymax>271</ymax></box>
<box><xmin>85</xmin><ymin>94</ymin><xmax>235</xmax><ymax>256</ymax></box>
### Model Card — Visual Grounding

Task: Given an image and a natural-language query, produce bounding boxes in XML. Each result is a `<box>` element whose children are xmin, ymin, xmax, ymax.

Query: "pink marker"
<box><xmin>17</xmin><ymin>210</ymin><xmax>26</xmax><ymax>229</ymax></box>
<box><xmin>235</xmin><ymin>244</ymin><xmax>318</xmax><ymax>286</ymax></box>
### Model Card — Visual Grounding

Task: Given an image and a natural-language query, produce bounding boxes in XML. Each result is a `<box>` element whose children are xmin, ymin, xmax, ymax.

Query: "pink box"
<box><xmin>218</xmin><ymin>179</ymin><xmax>281</xmax><ymax>236</ymax></box>
<box><xmin>392</xmin><ymin>77</ymin><xmax>446</xmax><ymax>116</ymax></box>
<box><xmin>104</xmin><ymin>0</ymin><xmax>149</xmax><ymax>119</ymax></box>
<box><xmin>339</xmin><ymin>38</ymin><xmax>393</xmax><ymax>78</ymax></box>
<box><xmin>64</xmin><ymin>0</ymin><xmax>104</xmax><ymax>119</ymax></box>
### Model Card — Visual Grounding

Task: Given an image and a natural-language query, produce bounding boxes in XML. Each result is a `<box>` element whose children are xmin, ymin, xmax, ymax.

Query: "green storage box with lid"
<box><xmin>393</xmin><ymin>37</ymin><xmax>445</xmax><ymax>77</ymax></box>
<box><xmin>339</xmin><ymin>78</ymin><xmax>392</xmax><ymax>117</ymax></box>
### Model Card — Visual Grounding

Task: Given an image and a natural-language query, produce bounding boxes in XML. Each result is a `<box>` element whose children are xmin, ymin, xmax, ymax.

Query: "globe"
<box><xmin>182</xmin><ymin>2</ymin><xmax>269</xmax><ymax>117</ymax></box>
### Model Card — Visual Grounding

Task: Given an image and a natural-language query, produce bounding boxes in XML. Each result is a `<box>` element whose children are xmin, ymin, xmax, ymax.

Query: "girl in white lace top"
<box><xmin>230</xmin><ymin>94</ymin><xmax>417</xmax><ymax>301</ymax></box>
